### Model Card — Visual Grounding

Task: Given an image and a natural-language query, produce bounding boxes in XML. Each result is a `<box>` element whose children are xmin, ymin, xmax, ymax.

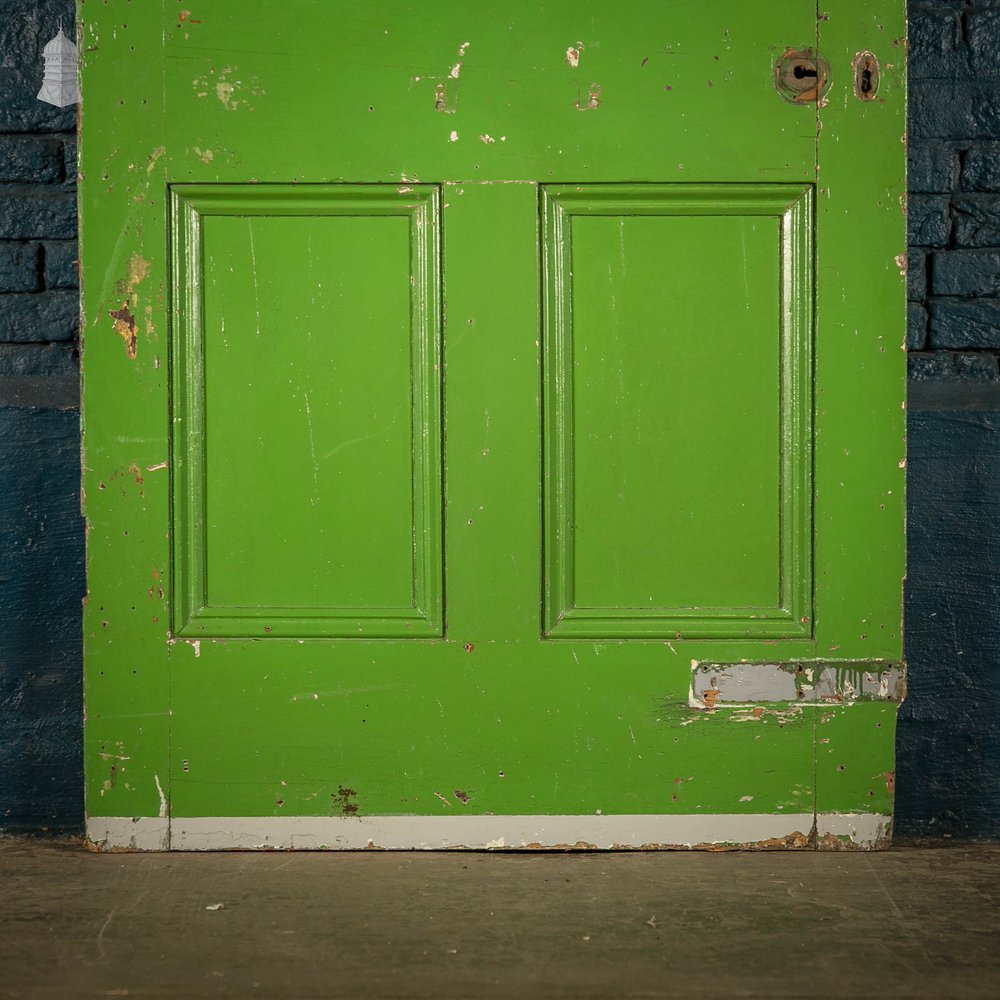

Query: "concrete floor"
<box><xmin>0</xmin><ymin>841</ymin><xmax>997</xmax><ymax>999</ymax></box>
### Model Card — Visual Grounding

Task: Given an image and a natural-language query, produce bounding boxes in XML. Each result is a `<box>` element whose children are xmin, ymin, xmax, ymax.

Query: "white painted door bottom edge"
<box><xmin>86</xmin><ymin>813</ymin><xmax>892</xmax><ymax>852</ymax></box>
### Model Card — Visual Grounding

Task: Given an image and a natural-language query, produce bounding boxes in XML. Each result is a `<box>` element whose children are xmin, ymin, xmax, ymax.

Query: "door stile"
<box><xmin>442</xmin><ymin>182</ymin><xmax>542</xmax><ymax>644</ymax></box>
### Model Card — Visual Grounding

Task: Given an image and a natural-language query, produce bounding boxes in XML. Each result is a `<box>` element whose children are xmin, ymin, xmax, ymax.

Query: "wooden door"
<box><xmin>82</xmin><ymin>1</ymin><xmax>906</xmax><ymax>850</ymax></box>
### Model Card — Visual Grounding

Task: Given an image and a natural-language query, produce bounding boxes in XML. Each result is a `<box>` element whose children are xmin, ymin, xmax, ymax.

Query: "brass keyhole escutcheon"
<box><xmin>853</xmin><ymin>50</ymin><xmax>880</xmax><ymax>101</ymax></box>
<box><xmin>774</xmin><ymin>48</ymin><xmax>831</xmax><ymax>103</ymax></box>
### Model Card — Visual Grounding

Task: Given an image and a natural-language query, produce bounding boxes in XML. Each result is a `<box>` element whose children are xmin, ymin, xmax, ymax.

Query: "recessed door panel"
<box><xmin>170</xmin><ymin>185</ymin><xmax>443</xmax><ymax>638</ymax></box>
<box><xmin>542</xmin><ymin>185</ymin><xmax>813</xmax><ymax>638</ymax></box>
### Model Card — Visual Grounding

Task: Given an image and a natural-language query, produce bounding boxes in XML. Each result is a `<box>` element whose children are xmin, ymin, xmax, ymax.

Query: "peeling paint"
<box><xmin>110</xmin><ymin>253</ymin><xmax>151</xmax><ymax>360</ymax></box>
<box><xmin>109</xmin><ymin>304</ymin><xmax>138</xmax><ymax>359</ymax></box>
<box><xmin>450</xmin><ymin>41</ymin><xmax>470</xmax><ymax>79</ymax></box>
<box><xmin>192</xmin><ymin>65</ymin><xmax>263</xmax><ymax>111</ymax></box>
<box><xmin>728</xmin><ymin>705</ymin><xmax>805</xmax><ymax>724</ymax></box>
<box><xmin>86</xmin><ymin>818</ymin><xmax>169</xmax><ymax>852</ymax></box>
<box><xmin>428</xmin><ymin>42</ymin><xmax>470</xmax><ymax>111</ymax></box>
<box><xmin>115</xmin><ymin>253</ymin><xmax>150</xmax><ymax>300</ymax></box>
<box><xmin>145</xmin><ymin>146</ymin><xmax>166</xmax><ymax>174</ymax></box>
<box><xmin>154</xmin><ymin>773</ymin><xmax>167</xmax><ymax>819</ymax></box>
<box><xmin>690</xmin><ymin>661</ymin><xmax>905</xmax><ymax>708</ymax></box>
<box><xmin>143</xmin><ymin>303</ymin><xmax>156</xmax><ymax>341</ymax></box>
<box><xmin>333</xmin><ymin>785</ymin><xmax>359</xmax><ymax>816</ymax></box>
<box><xmin>565</xmin><ymin>45</ymin><xmax>582</xmax><ymax>68</ymax></box>
<box><xmin>575</xmin><ymin>82</ymin><xmax>602</xmax><ymax>111</ymax></box>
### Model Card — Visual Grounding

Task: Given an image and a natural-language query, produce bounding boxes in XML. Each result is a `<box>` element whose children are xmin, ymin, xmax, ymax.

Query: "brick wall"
<box><xmin>0</xmin><ymin>0</ymin><xmax>83</xmax><ymax>834</ymax></box>
<box><xmin>0</xmin><ymin>1</ymin><xmax>997</xmax><ymax>838</ymax></box>
<box><xmin>908</xmin><ymin>0</ymin><xmax>1000</xmax><ymax>376</ymax></box>
<box><xmin>896</xmin><ymin>0</ymin><xmax>1000</xmax><ymax>841</ymax></box>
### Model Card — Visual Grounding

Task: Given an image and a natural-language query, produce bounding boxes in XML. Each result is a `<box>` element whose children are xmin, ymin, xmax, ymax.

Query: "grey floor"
<box><xmin>1</xmin><ymin>841</ymin><xmax>997</xmax><ymax>999</ymax></box>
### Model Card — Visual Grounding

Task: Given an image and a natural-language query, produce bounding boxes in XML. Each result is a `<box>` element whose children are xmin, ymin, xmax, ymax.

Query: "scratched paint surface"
<box><xmin>202</xmin><ymin>215</ymin><xmax>415</xmax><ymax>609</ymax></box>
<box><xmin>79</xmin><ymin>1</ymin><xmax>906</xmax><ymax>841</ymax></box>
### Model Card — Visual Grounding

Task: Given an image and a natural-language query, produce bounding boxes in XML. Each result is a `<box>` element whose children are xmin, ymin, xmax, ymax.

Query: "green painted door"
<box><xmin>81</xmin><ymin>1</ymin><xmax>906</xmax><ymax>850</ymax></box>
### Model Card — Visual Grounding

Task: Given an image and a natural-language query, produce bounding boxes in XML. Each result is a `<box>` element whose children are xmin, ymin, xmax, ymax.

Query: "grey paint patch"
<box><xmin>690</xmin><ymin>661</ymin><xmax>905</xmax><ymax>709</ymax></box>
<box><xmin>87</xmin><ymin>813</ymin><xmax>892</xmax><ymax>852</ymax></box>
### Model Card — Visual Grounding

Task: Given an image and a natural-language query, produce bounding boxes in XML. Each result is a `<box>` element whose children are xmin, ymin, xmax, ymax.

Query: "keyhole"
<box><xmin>852</xmin><ymin>50</ymin><xmax>880</xmax><ymax>101</ymax></box>
<box><xmin>774</xmin><ymin>48</ymin><xmax>830</xmax><ymax>103</ymax></box>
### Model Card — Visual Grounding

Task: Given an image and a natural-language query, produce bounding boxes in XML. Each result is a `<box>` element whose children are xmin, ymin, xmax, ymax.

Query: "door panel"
<box><xmin>171</xmin><ymin>185</ymin><xmax>443</xmax><ymax>637</ymax></box>
<box><xmin>81</xmin><ymin>0</ymin><xmax>906</xmax><ymax>850</ymax></box>
<box><xmin>542</xmin><ymin>185</ymin><xmax>812</xmax><ymax>638</ymax></box>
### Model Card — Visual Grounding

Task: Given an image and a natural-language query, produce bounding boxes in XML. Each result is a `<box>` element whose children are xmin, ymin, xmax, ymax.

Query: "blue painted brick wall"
<box><xmin>898</xmin><ymin>0</ymin><xmax>1000</xmax><ymax>840</ymax></box>
<box><xmin>908</xmin><ymin>0</ymin><xmax>1000</xmax><ymax>366</ymax></box>
<box><xmin>0</xmin><ymin>0</ymin><xmax>83</xmax><ymax>835</ymax></box>
<box><xmin>1</xmin><ymin>1</ymin><xmax>998</xmax><ymax>839</ymax></box>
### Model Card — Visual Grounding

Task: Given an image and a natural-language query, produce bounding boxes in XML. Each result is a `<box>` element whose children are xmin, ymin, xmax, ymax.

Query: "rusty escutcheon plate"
<box><xmin>774</xmin><ymin>47</ymin><xmax>831</xmax><ymax>103</ymax></box>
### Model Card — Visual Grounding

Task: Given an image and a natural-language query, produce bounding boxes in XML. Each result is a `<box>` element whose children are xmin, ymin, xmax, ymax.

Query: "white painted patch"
<box><xmin>86</xmin><ymin>813</ymin><xmax>892</xmax><ymax>852</ymax></box>
<box><xmin>817</xmin><ymin>813</ymin><xmax>891</xmax><ymax>846</ymax></box>
<box><xmin>87</xmin><ymin>817</ymin><xmax>169</xmax><ymax>851</ymax></box>
<box><xmin>450</xmin><ymin>41</ymin><xmax>471</xmax><ymax>79</ymax></box>
<box><xmin>154</xmin><ymin>773</ymin><xmax>167</xmax><ymax>818</ymax></box>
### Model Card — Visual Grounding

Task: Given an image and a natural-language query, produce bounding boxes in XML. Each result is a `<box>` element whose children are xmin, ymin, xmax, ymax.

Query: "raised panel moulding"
<box><xmin>541</xmin><ymin>184</ymin><xmax>814</xmax><ymax>640</ymax></box>
<box><xmin>169</xmin><ymin>184</ymin><xmax>443</xmax><ymax>639</ymax></box>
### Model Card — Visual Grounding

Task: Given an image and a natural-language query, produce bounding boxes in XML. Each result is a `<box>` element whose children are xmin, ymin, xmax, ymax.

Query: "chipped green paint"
<box><xmin>80</xmin><ymin>0</ymin><xmax>906</xmax><ymax>849</ymax></box>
